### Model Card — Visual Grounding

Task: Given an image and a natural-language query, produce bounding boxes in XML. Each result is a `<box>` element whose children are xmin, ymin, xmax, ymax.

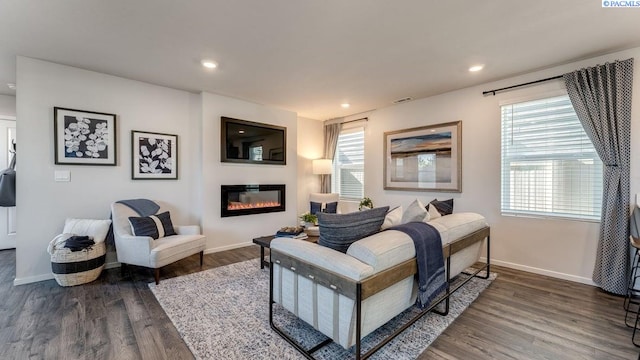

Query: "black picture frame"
<box><xmin>131</xmin><ymin>130</ymin><xmax>178</xmax><ymax>180</ymax></box>
<box><xmin>221</xmin><ymin>117</ymin><xmax>287</xmax><ymax>165</ymax></box>
<box><xmin>54</xmin><ymin>107</ymin><xmax>117</xmax><ymax>165</ymax></box>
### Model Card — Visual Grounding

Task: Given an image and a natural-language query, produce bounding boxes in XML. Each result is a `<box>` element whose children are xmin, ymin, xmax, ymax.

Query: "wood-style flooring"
<box><xmin>0</xmin><ymin>246</ymin><xmax>638</xmax><ymax>359</ymax></box>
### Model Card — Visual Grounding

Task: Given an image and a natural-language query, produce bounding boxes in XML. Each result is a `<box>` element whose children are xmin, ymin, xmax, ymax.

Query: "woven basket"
<box><xmin>50</xmin><ymin>241</ymin><xmax>106</xmax><ymax>287</ymax></box>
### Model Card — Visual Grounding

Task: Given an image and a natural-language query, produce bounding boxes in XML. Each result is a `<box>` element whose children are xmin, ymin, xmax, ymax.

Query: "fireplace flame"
<box><xmin>227</xmin><ymin>201</ymin><xmax>280</xmax><ymax>210</ymax></box>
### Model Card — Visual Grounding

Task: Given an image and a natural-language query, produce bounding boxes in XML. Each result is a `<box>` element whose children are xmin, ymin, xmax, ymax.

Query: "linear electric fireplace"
<box><xmin>221</xmin><ymin>184</ymin><xmax>286</xmax><ymax>217</ymax></box>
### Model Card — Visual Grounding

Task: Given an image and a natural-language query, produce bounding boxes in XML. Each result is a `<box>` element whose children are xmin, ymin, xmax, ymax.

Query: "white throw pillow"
<box><xmin>427</xmin><ymin>204</ymin><xmax>441</xmax><ymax>220</ymax></box>
<box><xmin>381</xmin><ymin>206</ymin><xmax>403</xmax><ymax>230</ymax></box>
<box><xmin>402</xmin><ymin>199</ymin><xmax>428</xmax><ymax>223</ymax></box>
<box><xmin>63</xmin><ymin>218</ymin><xmax>112</xmax><ymax>243</ymax></box>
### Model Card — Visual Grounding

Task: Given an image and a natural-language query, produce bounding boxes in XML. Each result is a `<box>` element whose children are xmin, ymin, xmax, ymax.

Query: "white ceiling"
<box><xmin>1</xmin><ymin>1</ymin><xmax>639</xmax><ymax>120</ymax></box>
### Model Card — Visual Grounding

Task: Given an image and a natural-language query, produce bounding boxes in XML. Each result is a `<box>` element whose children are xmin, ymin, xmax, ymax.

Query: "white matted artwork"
<box><xmin>384</xmin><ymin>121</ymin><xmax>461</xmax><ymax>192</ymax></box>
<box><xmin>131</xmin><ymin>130</ymin><xmax>178</xmax><ymax>180</ymax></box>
<box><xmin>54</xmin><ymin>107</ymin><xmax>117</xmax><ymax>165</ymax></box>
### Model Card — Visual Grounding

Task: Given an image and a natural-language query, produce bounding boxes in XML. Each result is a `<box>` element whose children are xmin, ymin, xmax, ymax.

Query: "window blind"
<box><xmin>500</xmin><ymin>95</ymin><xmax>602</xmax><ymax>221</ymax></box>
<box><xmin>332</xmin><ymin>127</ymin><xmax>364</xmax><ymax>200</ymax></box>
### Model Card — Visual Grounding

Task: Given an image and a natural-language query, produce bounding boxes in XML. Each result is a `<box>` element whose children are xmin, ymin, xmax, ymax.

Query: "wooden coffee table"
<box><xmin>252</xmin><ymin>234</ymin><xmax>319</xmax><ymax>269</ymax></box>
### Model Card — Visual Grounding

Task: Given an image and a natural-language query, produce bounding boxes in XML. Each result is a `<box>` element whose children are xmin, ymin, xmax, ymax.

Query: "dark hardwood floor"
<box><xmin>0</xmin><ymin>247</ymin><xmax>638</xmax><ymax>359</ymax></box>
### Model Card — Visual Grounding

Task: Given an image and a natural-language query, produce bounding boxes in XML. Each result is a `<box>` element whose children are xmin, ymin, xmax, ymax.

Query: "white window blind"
<box><xmin>501</xmin><ymin>95</ymin><xmax>602</xmax><ymax>221</ymax></box>
<box><xmin>332</xmin><ymin>127</ymin><xmax>364</xmax><ymax>200</ymax></box>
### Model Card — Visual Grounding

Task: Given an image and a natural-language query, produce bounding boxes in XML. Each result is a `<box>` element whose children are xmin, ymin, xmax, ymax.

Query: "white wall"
<box><xmin>15</xmin><ymin>57</ymin><xmax>199</xmax><ymax>284</ymax></box>
<box><xmin>296</xmin><ymin>117</ymin><xmax>323</xmax><ymax>216</ymax></box>
<box><xmin>363</xmin><ymin>47</ymin><xmax>640</xmax><ymax>284</ymax></box>
<box><xmin>0</xmin><ymin>94</ymin><xmax>16</xmax><ymax>117</ymax></box>
<box><xmin>200</xmin><ymin>92</ymin><xmax>298</xmax><ymax>251</ymax></box>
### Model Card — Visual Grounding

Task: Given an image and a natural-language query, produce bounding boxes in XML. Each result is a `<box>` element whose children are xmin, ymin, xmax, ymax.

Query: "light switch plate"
<box><xmin>54</xmin><ymin>170</ymin><xmax>70</xmax><ymax>182</ymax></box>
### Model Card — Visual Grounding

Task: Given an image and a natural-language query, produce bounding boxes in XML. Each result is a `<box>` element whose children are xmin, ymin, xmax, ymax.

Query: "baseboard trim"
<box><xmin>204</xmin><ymin>241</ymin><xmax>253</xmax><ymax>254</ymax></box>
<box><xmin>13</xmin><ymin>272</ymin><xmax>54</xmax><ymax>286</ymax></box>
<box><xmin>482</xmin><ymin>257</ymin><xmax>597</xmax><ymax>287</ymax></box>
<box><xmin>105</xmin><ymin>261</ymin><xmax>120</xmax><ymax>270</ymax></box>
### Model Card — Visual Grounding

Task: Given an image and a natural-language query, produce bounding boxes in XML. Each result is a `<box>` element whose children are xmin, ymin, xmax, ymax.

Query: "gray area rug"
<box><xmin>150</xmin><ymin>259</ymin><xmax>495</xmax><ymax>359</ymax></box>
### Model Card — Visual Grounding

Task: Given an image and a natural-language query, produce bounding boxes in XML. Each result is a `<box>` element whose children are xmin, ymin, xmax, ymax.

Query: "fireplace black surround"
<box><xmin>221</xmin><ymin>184</ymin><xmax>286</xmax><ymax>217</ymax></box>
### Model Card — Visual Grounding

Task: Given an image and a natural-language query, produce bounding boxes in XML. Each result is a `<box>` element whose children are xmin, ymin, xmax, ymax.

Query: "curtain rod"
<box><xmin>482</xmin><ymin>75</ymin><xmax>563</xmax><ymax>96</ymax></box>
<box><xmin>341</xmin><ymin>117</ymin><xmax>368</xmax><ymax>124</ymax></box>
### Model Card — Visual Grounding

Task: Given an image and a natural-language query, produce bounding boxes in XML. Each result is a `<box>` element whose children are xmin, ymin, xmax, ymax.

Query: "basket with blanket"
<box><xmin>47</xmin><ymin>218</ymin><xmax>111</xmax><ymax>287</ymax></box>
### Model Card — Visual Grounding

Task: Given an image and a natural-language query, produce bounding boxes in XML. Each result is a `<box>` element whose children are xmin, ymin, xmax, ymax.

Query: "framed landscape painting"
<box><xmin>131</xmin><ymin>130</ymin><xmax>178</xmax><ymax>180</ymax></box>
<box><xmin>54</xmin><ymin>107</ymin><xmax>117</xmax><ymax>165</ymax></box>
<box><xmin>384</xmin><ymin>121</ymin><xmax>461</xmax><ymax>192</ymax></box>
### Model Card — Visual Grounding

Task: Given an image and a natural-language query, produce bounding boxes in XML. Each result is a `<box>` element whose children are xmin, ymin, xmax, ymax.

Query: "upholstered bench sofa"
<box><xmin>270</xmin><ymin>212</ymin><xmax>489</xmax><ymax>356</ymax></box>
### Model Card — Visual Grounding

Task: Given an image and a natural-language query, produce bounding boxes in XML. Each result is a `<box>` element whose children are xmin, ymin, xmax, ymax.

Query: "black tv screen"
<box><xmin>221</xmin><ymin>117</ymin><xmax>287</xmax><ymax>165</ymax></box>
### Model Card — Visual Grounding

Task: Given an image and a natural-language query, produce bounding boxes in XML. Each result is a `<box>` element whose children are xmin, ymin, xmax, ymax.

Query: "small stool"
<box><xmin>626</xmin><ymin>236</ymin><xmax>640</xmax><ymax>346</ymax></box>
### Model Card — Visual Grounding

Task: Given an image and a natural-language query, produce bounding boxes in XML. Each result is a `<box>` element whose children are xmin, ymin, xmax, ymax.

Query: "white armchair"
<box><xmin>111</xmin><ymin>202</ymin><xmax>206</xmax><ymax>284</ymax></box>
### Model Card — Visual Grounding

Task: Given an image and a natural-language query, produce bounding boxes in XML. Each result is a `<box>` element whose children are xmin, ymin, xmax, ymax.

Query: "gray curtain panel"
<box><xmin>321</xmin><ymin>122</ymin><xmax>342</xmax><ymax>193</ymax></box>
<box><xmin>564</xmin><ymin>58</ymin><xmax>634</xmax><ymax>295</ymax></box>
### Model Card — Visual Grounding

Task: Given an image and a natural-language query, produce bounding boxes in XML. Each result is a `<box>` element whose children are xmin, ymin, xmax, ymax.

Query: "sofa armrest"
<box><xmin>271</xmin><ymin>238</ymin><xmax>374</xmax><ymax>281</ymax></box>
<box><xmin>114</xmin><ymin>234</ymin><xmax>154</xmax><ymax>267</ymax></box>
<box><xmin>346</xmin><ymin>230</ymin><xmax>416</xmax><ymax>272</ymax></box>
<box><xmin>175</xmin><ymin>225</ymin><xmax>201</xmax><ymax>235</ymax></box>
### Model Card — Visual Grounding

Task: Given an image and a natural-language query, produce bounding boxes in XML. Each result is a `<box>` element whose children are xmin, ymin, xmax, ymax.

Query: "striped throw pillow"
<box><xmin>317</xmin><ymin>206</ymin><xmax>389</xmax><ymax>253</ymax></box>
<box><xmin>128</xmin><ymin>211</ymin><xmax>177</xmax><ymax>240</ymax></box>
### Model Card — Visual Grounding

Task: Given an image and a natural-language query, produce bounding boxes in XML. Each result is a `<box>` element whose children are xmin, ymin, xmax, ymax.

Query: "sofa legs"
<box><xmin>200</xmin><ymin>251</ymin><xmax>204</xmax><ymax>267</ymax></box>
<box><xmin>155</xmin><ymin>268</ymin><xmax>160</xmax><ymax>285</ymax></box>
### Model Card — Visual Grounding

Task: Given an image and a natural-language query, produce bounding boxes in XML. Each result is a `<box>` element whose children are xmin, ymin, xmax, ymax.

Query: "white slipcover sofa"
<box><xmin>270</xmin><ymin>212</ymin><xmax>489</xmax><ymax>354</ymax></box>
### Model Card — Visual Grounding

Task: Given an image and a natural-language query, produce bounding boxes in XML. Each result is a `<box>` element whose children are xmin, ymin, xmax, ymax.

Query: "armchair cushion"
<box><xmin>128</xmin><ymin>211</ymin><xmax>177</xmax><ymax>239</ymax></box>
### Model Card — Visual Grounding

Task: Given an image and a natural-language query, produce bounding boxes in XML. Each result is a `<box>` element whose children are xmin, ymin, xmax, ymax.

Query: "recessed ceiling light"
<box><xmin>7</xmin><ymin>83</ymin><xmax>16</xmax><ymax>90</ymax></box>
<box><xmin>238</xmin><ymin>130</ymin><xmax>245</xmax><ymax>134</ymax></box>
<box><xmin>341</xmin><ymin>103</ymin><xmax>350</xmax><ymax>108</ymax></box>
<box><xmin>201</xmin><ymin>60</ymin><xmax>218</xmax><ymax>69</ymax></box>
<box><xmin>468</xmin><ymin>65</ymin><xmax>484</xmax><ymax>72</ymax></box>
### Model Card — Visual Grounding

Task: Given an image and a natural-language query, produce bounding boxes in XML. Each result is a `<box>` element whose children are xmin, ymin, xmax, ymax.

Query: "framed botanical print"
<box><xmin>131</xmin><ymin>130</ymin><xmax>178</xmax><ymax>180</ymax></box>
<box><xmin>54</xmin><ymin>107</ymin><xmax>117</xmax><ymax>165</ymax></box>
<box><xmin>384</xmin><ymin>121</ymin><xmax>462</xmax><ymax>192</ymax></box>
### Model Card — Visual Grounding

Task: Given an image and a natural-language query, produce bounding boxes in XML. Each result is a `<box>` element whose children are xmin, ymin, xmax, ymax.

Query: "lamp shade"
<box><xmin>312</xmin><ymin>159</ymin><xmax>333</xmax><ymax>175</ymax></box>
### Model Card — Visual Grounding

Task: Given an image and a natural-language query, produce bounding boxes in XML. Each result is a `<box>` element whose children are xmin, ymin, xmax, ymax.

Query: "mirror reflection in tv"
<box><xmin>221</xmin><ymin>117</ymin><xmax>287</xmax><ymax>165</ymax></box>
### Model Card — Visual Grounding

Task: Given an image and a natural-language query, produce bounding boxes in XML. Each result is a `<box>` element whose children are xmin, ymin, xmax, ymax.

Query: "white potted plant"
<box><xmin>359</xmin><ymin>197</ymin><xmax>374</xmax><ymax>211</ymax></box>
<box><xmin>299</xmin><ymin>212</ymin><xmax>318</xmax><ymax>228</ymax></box>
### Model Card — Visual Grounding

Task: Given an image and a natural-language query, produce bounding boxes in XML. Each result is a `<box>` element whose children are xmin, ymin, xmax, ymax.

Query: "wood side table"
<box><xmin>252</xmin><ymin>234</ymin><xmax>319</xmax><ymax>269</ymax></box>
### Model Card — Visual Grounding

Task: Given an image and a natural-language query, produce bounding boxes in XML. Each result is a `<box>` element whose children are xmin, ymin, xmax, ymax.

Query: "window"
<box><xmin>501</xmin><ymin>94</ymin><xmax>602</xmax><ymax>221</ymax></box>
<box><xmin>332</xmin><ymin>127</ymin><xmax>364</xmax><ymax>200</ymax></box>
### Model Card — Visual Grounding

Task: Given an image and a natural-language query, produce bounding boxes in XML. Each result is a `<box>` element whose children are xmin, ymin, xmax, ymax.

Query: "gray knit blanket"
<box><xmin>388</xmin><ymin>222</ymin><xmax>446</xmax><ymax>308</ymax></box>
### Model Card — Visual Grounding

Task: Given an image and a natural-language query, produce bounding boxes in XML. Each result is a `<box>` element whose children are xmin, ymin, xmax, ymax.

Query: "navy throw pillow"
<box><xmin>310</xmin><ymin>201</ymin><xmax>338</xmax><ymax>214</ymax></box>
<box><xmin>128</xmin><ymin>211</ymin><xmax>177</xmax><ymax>240</ymax></box>
<box><xmin>310</xmin><ymin>201</ymin><xmax>322</xmax><ymax>215</ymax></box>
<box><xmin>317</xmin><ymin>206</ymin><xmax>389</xmax><ymax>253</ymax></box>
<box><xmin>428</xmin><ymin>199</ymin><xmax>454</xmax><ymax>216</ymax></box>
<box><xmin>324</xmin><ymin>202</ymin><xmax>338</xmax><ymax>214</ymax></box>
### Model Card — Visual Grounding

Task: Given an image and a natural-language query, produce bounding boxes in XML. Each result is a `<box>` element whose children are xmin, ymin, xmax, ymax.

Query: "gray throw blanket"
<box><xmin>117</xmin><ymin>199</ymin><xmax>160</xmax><ymax>217</ymax></box>
<box><xmin>388</xmin><ymin>222</ymin><xmax>446</xmax><ymax>308</ymax></box>
<box><xmin>106</xmin><ymin>199</ymin><xmax>160</xmax><ymax>245</ymax></box>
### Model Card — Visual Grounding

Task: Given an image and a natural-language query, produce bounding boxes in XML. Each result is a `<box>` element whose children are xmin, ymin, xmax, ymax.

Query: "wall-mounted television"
<box><xmin>221</xmin><ymin>117</ymin><xmax>287</xmax><ymax>165</ymax></box>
